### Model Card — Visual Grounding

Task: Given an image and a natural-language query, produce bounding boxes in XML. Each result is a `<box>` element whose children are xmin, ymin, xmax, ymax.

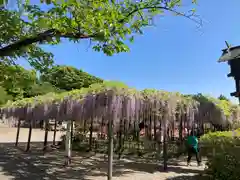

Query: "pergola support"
<box><xmin>53</xmin><ymin>118</ymin><xmax>57</xmax><ymax>146</ymax></box>
<box><xmin>65</xmin><ymin>120</ymin><xmax>72</xmax><ymax>166</ymax></box>
<box><xmin>71</xmin><ymin>120</ymin><xmax>74</xmax><ymax>147</ymax></box>
<box><xmin>43</xmin><ymin>119</ymin><xmax>49</xmax><ymax>151</ymax></box>
<box><xmin>26</xmin><ymin>119</ymin><xmax>32</xmax><ymax>152</ymax></box>
<box><xmin>107</xmin><ymin>118</ymin><xmax>114</xmax><ymax>180</ymax></box>
<box><xmin>15</xmin><ymin>118</ymin><xmax>21</xmax><ymax>147</ymax></box>
<box><xmin>163</xmin><ymin>114</ymin><xmax>168</xmax><ymax>171</ymax></box>
<box><xmin>107</xmin><ymin>95</ymin><xmax>117</xmax><ymax>180</ymax></box>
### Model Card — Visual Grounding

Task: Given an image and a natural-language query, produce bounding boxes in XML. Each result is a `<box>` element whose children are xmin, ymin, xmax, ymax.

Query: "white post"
<box><xmin>65</xmin><ymin>120</ymin><xmax>72</xmax><ymax>166</ymax></box>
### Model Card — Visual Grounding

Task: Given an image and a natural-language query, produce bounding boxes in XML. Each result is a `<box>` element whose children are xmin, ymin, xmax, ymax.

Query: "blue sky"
<box><xmin>20</xmin><ymin>1</ymin><xmax>240</xmax><ymax>103</ymax></box>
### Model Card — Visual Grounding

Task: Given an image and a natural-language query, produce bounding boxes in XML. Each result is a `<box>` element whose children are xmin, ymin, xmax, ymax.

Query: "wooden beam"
<box><xmin>230</xmin><ymin>92</ymin><xmax>240</xmax><ymax>97</ymax></box>
<box><xmin>227</xmin><ymin>72</ymin><xmax>233</xmax><ymax>77</ymax></box>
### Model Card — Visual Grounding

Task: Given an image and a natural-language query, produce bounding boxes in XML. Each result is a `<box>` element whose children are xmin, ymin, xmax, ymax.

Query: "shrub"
<box><xmin>200</xmin><ymin>130</ymin><xmax>240</xmax><ymax>180</ymax></box>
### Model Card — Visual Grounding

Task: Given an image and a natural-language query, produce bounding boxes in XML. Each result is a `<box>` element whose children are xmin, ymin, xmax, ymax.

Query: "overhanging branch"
<box><xmin>0</xmin><ymin>29</ymin><xmax>95</xmax><ymax>57</ymax></box>
<box><xmin>0</xmin><ymin>4</ymin><xmax>201</xmax><ymax>57</ymax></box>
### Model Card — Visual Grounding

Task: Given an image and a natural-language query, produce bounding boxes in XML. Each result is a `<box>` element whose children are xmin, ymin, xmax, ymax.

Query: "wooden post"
<box><xmin>65</xmin><ymin>120</ymin><xmax>72</xmax><ymax>166</ymax></box>
<box><xmin>71</xmin><ymin>120</ymin><xmax>74</xmax><ymax>150</ymax></box>
<box><xmin>15</xmin><ymin>119</ymin><xmax>21</xmax><ymax>147</ymax></box>
<box><xmin>163</xmin><ymin>113</ymin><xmax>168</xmax><ymax>171</ymax></box>
<box><xmin>89</xmin><ymin>117</ymin><xmax>93</xmax><ymax>151</ymax></box>
<box><xmin>156</xmin><ymin>122</ymin><xmax>162</xmax><ymax>160</ymax></box>
<box><xmin>26</xmin><ymin>119</ymin><xmax>32</xmax><ymax>152</ymax></box>
<box><xmin>53</xmin><ymin>105</ymin><xmax>60</xmax><ymax>146</ymax></box>
<box><xmin>107</xmin><ymin>95</ymin><xmax>117</xmax><ymax>180</ymax></box>
<box><xmin>107</xmin><ymin>116</ymin><xmax>114</xmax><ymax>180</ymax></box>
<box><xmin>117</xmin><ymin>118</ymin><xmax>123</xmax><ymax>159</ymax></box>
<box><xmin>155</xmin><ymin>101</ymin><xmax>163</xmax><ymax>162</ymax></box>
<box><xmin>179</xmin><ymin>113</ymin><xmax>183</xmax><ymax>143</ymax></box>
<box><xmin>43</xmin><ymin>119</ymin><xmax>49</xmax><ymax>151</ymax></box>
<box><xmin>53</xmin><ymin>118</ymin><xmax>57</xmax><ymax>146</ymax></box>
<box><xmin>89</xmin><ymin>98</ymin><xmax>95</xmax><ymax>152</ymax></box>
<box><xmin>157</xmin><ymin>120</ymin><xmax>162</xmax><ymax>160</ymax></box>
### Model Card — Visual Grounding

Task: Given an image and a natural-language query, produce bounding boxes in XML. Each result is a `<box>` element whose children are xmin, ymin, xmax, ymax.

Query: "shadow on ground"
<box><xmin>0</xmin><ymin>142</ymin><xmax>205</xmax><ymax>180</ymax></box>
<box><xmin>166</xmin><ymin>174</ymin><xmax>211</xmax><ymax>180</ymax></box>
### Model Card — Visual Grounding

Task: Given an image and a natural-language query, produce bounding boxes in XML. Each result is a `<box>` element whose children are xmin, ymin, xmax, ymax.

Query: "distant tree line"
<box><xmin>0</xmin><ymin>63</ymin><xmax>103</xmax><ymax>104</ymax></box>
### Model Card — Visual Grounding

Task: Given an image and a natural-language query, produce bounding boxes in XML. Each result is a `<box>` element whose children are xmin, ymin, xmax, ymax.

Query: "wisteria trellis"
<box><xmin>1</xmin><ymin>82</ymin><xmax>240</xmax><ymax>179</ymax></box>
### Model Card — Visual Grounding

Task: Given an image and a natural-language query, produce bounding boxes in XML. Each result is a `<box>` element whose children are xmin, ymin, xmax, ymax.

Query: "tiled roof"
<box><xmin>219</xmin><ymin>46</ymin><xmax>240</xmax><ymax>62</ymax></box>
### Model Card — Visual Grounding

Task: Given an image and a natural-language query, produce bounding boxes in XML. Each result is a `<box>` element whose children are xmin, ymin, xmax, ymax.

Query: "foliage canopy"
<box><xmin>40</xmin><ymin>65</ymin><xmax>103</xmax><ymax>91</ymax></box>
<box><xmin>0</xmin><ymin>7</ymin><xmax>54</xmax><ymax>71</ymax></box>
<box><xmin>0</xmin><ymin>64</ymin><xmax>104</xmax><ymax>104</ymax></box>
<box><xmin>2</xmin><ymin>80</ymin><xmax>239</xmax><ymax>129</ymax></box>
<box><xmin>0</xmin><ymin>0</ymin><xmax>200</xmax><ymax>68</ymax></box>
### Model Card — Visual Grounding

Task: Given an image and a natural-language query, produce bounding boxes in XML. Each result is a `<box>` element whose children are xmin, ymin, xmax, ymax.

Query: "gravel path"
<box><xmin>0</xmin><ymin>127</ymin><xmax>206</xmax><ymax>180</ymax></box>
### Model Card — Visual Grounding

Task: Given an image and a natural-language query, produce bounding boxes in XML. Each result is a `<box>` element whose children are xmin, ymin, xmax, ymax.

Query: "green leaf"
<box><xmin>129</xmin><ymin>36</ymin><xmax>134</xmax><ymax>43</ymax></box>
<box><xmin>0</xmin><ymin>0</ymin><xmax>199</xmax><ymax>63</ymax></box>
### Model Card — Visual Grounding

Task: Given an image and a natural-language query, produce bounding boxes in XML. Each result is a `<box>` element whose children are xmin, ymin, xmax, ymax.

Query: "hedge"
<box><xmin>200</xmin><ymin>129</ymin><xmax>240</xmax><ymax>180</ymax></box>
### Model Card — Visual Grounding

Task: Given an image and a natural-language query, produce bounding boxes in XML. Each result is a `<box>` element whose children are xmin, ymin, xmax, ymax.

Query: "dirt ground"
<box><xmin>0</xmin><ymin>127</ymin><xmax>207</xmax><ymax>180</ymax></box>
<box><xmin>0</xmin><ymin>125</ymin><xmax>64</xmax><ymax>143</ymax></box>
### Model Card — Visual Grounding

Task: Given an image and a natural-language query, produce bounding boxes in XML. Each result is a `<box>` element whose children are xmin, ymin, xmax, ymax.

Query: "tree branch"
<box><xmin>120</xmin><ymin>5</ymin><xmax>202</xmax><ymax>26</ymax></box>
<box><xmin>0</xmin><ymin>4</ymin><xmax>201</xmax><ymax>57</ymax></box>
<box><xmin>0</xmin><ymin>29</ymin><xmax>95</xmax><ymax>57</ymax></box>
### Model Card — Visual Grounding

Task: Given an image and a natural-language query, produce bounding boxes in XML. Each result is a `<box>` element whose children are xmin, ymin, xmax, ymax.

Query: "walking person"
<box><xmin>186</xmin><ymin>131</ymin><xmax>201</xmax><ymax>166</ymax></box>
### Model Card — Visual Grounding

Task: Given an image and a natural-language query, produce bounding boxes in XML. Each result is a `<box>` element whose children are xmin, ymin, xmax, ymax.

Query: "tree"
<box><xmin>0</xmin><ymin>63</ymin><xmax>103</xmax><ymax>101</ymax></box>
<box><xmin>218</xmin><ymin>94</ymin><xmax>230</xmax><ymax>101</ymax></box>
<box><xmin>0</xmin><ymin>0</ymin><xmax>52</xmax><ymax>7</ymax></box>
<box><xmin>24</xmin><ymin>81</ymin><xmax>64</xmax><ymax>97</ymax></box>
<box><xmin>0</xmin><ymin>63</ymin><xmax>61</xmax><ymax>100</ymax></box>
<box><xmin>40</xmin><ymin>65</ymin><xmax>103</xmax><ymax>91</ymax></box>
<box><xmin>0</xmin><ymin>0</ymin><xmax>200</xmax><ymax>64</ymax></box>
<box><xmin>0</xmin><ymin>64</ymin><xmax>37</xmax><ymax>100</ymax></box>
<box><xmin>0</xmin><ymin>7</ymin><xmax>54</xmax><ymax>72</ymax></box>
<box><xmin>0</xmin><ymin>86</ymin><xmax>12</xmax><ymax>105</ymax></box>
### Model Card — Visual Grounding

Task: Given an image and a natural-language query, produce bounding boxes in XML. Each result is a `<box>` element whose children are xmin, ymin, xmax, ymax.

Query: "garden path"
<box><xmin>0</xmin><ymin>127</ymin><xmax>206</xmax><ymax>180</ymax></box>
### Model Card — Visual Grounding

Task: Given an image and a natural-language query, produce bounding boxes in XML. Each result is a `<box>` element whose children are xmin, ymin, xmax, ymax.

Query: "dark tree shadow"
<box><xmin>0</xmin><ymin>142</ymin><xmax>205</xmax><ymax>180</ymax></box>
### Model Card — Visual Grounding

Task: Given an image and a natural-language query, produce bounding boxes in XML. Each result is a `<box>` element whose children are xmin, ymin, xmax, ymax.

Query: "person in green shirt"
<box><xmin>187</xmin><ymin>131</ymin><xmax>201</xmax><ymax>166</ymax></box>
